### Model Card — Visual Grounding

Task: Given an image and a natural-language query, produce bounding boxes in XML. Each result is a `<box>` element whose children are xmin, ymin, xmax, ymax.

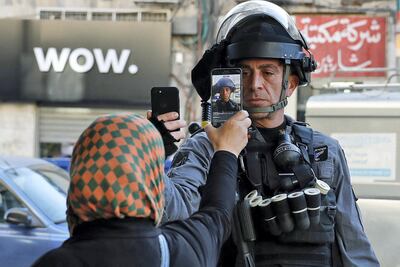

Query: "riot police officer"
<box><xmin>156</xmin><ymin>1</ymin><xmax>380</xmax><ymax>266</ymax></box>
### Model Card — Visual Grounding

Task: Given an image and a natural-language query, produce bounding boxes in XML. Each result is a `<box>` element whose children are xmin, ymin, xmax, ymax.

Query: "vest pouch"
<box><xmin>277</xmin><ymin>189</ymin><xmax>336</xmax><ymax>244</ymax></box>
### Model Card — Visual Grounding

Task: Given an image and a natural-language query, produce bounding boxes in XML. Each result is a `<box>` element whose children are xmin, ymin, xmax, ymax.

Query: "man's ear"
<box><xmin>286</xmin><ymin>74</ymin><xmax>299</xmax><ymax>97</ymax></box>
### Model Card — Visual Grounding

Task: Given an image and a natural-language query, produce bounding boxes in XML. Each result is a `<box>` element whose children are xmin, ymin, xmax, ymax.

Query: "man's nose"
<box><xmin>251</xmin><ymin>72</ymin><xmax>263</xmax><ymax>91</ymax></box>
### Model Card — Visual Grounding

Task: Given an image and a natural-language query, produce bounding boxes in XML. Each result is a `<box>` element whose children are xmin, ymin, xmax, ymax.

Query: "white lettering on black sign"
<box><xmin>33</xmin><ymin>47</ymin><xmax>138</xmax><ymax>74</ymax></box>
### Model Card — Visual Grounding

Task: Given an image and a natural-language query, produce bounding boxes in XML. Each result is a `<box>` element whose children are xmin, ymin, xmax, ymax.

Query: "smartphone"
<box><xmin>151</xmin><ymin>87</ymin><xmax>180</xmax><ymax>119</ymax></box>
<box><xmin>210</xmin><ymin>68</ymin><xmax>242</xmax><ymax>127</ymax></box>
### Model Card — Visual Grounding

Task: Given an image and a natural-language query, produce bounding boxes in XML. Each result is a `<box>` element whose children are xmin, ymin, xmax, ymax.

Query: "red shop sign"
<box><xmin>295</xmin><ymin>15</ymin><xmax>387</xmax><ymax>78</ymax></box>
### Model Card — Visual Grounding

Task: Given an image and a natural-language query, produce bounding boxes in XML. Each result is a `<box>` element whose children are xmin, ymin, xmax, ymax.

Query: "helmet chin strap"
<box><xmin>244</xmin><ymin>60</ymin><xmax>291</xmax><ymax>114</ymax></box>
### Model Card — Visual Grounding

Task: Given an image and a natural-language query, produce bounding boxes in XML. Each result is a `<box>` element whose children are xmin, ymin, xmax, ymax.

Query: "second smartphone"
<box><xmin>151</xmin><ymin>86</ymin><xmax>180</xmax><ymax>119</ymax></box>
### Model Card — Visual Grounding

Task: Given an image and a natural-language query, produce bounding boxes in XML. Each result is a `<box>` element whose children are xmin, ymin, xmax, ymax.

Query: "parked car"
<box><xmin>44</xmin><ymin>156</ymin><xmax>173</xmax><ymax>173</ymax></box>
<box><xmin>43</xmin><ymin>157</ymin><xmax>71</xmax><ymax>172</ymax></box>
<box><xmin>0</xmin><ymin>155</ymin><xmax>69</xmax><ymax>267</ymax></box>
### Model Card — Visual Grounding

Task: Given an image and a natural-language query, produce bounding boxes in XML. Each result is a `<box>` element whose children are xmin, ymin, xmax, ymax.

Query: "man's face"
<box><xmin>220</xmin><ymin>87</ymin><xmax>232</xmax><ymax>102</ymax></box>
<box><xmin>239</xmin><ymin>58</ymin><xmax>298</xmax><ymax>120</ymax></box>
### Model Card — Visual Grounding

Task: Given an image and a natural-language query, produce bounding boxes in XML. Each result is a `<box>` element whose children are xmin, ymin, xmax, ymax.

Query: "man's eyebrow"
<box><xmin>239</xmin><ymin>63</ymin><xmax>280</xmax><ymax>70</ymax></box>
<box><xmin>258</xmin><ymin>64</ymin><xmax>280</xmax><ymax>70</ymax></box>
<box><xmin>238</xmin><ymin>63</ymin><xmax>250</xmax><ymax>68</ymax></box>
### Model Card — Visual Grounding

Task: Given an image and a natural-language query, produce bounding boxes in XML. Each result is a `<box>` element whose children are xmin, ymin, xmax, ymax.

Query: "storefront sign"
<box><xmin>295</xmin><ymin>15</ymin><xmax>387</xmax><ymax>77</ymax></box>
<box><xmin>33</xmin><ymin>48</ymin><xmax>138</xmax><ymax>74</ymax></box>
<box><xmin>0</xmin><ymin>20</ymin><xmax>171</xmax><ymax>107</ymax></box>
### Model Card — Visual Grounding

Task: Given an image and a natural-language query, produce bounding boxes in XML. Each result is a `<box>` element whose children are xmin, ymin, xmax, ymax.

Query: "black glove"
<box><xmin>149</xmin><ymin>116</ymin><xmax>179</xmax><ymax>157</ymax></box>
<box><xmin>191</xmin><ymin>40</ymin><xmax>228</xmax><ymax>101</ymax></box>
<box><xmin>188</xmin><ymin>122</ymin><xmax>202</xmax><ymax>135</ymax></box>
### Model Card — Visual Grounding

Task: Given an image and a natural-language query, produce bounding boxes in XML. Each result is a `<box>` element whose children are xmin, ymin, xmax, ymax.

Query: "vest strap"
<box><xmin>159</xmin><ymin>234</ymin><xmax>170</xmax><ymax>267</ymax></box>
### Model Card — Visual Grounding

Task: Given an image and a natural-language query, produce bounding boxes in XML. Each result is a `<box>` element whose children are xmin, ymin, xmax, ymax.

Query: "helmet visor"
<box><xmin>216</xmin><ymin>0</ymin><xmax>305</xmax><ymax>47</ymax></box>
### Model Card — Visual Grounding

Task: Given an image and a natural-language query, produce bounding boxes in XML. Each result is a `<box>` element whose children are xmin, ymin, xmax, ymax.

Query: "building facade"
<box><xmin>0</xmin><ymin>0</ymin><xmax>396</xmax><ymax>157</ymax></box>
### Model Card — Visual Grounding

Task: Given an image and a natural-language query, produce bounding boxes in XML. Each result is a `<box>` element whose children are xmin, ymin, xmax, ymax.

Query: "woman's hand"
<box><xmin>204</xmin><ymin>110</ymin><xmax>251</xmax><ymax>157</ymax></box>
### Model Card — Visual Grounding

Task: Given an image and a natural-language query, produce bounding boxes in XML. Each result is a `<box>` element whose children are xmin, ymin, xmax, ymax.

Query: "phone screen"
<box><xmin>210</xmin><ymin>68</ymin><xmax>242</xmax><ymax>127</ymax></box>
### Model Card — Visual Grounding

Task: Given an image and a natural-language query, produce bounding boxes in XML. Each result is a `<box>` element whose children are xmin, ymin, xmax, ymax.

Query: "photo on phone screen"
<box><xmin>151</xmin><ymin>86</ymin><xmax>180</xmax><ymax>119</ymax></box>
<box><xmin>210</xmin><ymin>68</ymin><xmax>242</xmax><ymax>127</ymax></box>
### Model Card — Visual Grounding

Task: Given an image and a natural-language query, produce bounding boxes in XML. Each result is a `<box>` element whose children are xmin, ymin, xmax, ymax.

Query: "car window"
<box><xmin>5</xmin><ymin>168</ymin><xmax>67</xmax><ymax>223</ymax></box>
<box><xmin>0</xmin><ymin>184</ymin><xmax>24</xmax><ymax>223</ymax></box>
<box><xmin>35</xmin><ymin>169</ymin><xmax>69</xmax><ymax>195</ymax></box>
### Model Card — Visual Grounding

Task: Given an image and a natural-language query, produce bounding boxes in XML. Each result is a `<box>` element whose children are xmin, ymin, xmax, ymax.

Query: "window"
<box><xmin>5</xmin><ymin>168</ymin><xmax>67</xmax><ymax>223</ymax></box>
<box><xmin>0</xmin><ymin>184</ymin><xmax>24</xmax><ymax>223</ymax></box>
<box><xmin>40</xmin><ymin>11</ymin><xmax>62</xmax><ymax>20</ymax></box>
<box><xmin>65</xmin><ymin>11</ymin><xmax>87</xmax><ymax>21</ymax></box>
<box><xmin>116</xmin><ymin>13</ymin><xmax>138</xmax><ymax>21</ymax></box>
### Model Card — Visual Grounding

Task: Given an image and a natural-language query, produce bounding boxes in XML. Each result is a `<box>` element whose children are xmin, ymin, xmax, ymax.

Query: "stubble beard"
<box><xmin>248</xmin><ymin>110</ymin><xmax>282</xmax><ymax>128</ymax></box>
<box><xmin>249</xmin><ymin>111</ymin><xmax>272</xmax><ymax>121</ymax></box>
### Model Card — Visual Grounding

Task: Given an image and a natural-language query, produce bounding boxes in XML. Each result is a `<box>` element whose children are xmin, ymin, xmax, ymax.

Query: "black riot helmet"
<box><xmin>215</xmin><ymin>0</ymin><xmax>317</xmax><ymax>113</ymax></box>
<box><xmin>217</xmin><ymin>0</ymin><xmax>316</xmax><ymax>85</ymax></box>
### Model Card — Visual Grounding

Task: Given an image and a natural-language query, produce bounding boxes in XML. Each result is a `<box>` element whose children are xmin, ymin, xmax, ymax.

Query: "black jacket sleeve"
<box><xmin>199</xmin><ymin>150</ymin><xmax>237</xmax><ymax>213</ymax></box>
<box><xmin>162</xmin><ymin>151</ymin><xmax>238</xmax><ymax>267</ymax></box>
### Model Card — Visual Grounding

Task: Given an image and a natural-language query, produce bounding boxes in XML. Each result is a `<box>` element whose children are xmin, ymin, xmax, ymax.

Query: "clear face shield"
<box><xmin>216</xmin><ymin>0</ymin><xmax>308</xmax><ymax>49</ymax></box>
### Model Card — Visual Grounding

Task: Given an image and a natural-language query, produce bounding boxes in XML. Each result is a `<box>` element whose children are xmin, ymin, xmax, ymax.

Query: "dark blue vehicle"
<box><xmin>0</xmin><ymin>156</ymin><xmax>69</xmax><ymax>267</ymax></box>
<box><xmin>44</xmin><ymin>156</ymin><xmax>173</xmax><ymax>173</ymax></box>
<box><xmin>43</xmin><ymin>157</ymin><xmax>71</xmax><ymax>172</ymax></box>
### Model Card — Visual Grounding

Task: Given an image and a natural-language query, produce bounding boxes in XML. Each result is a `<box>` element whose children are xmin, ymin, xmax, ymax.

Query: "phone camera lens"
<box><xmin>158</xmin><ymin>90</ymin><xmax>162</xmax><ymax>93</ymax></box>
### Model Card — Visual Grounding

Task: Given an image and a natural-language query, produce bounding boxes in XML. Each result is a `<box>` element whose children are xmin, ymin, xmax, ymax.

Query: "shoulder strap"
<box><xmin>242</xmin><ymin>127</ymin><xmax>279</xmax><ymax>194</ymax></box>
<box><xmin>159</xmin><ymin>234</ymin><xmax>170</xmax><ymax>267</ymax></box>
<box><xmin>291</xmin><ymin>122</ymin><xmax>315</xmax><ymax>165</ymax></box>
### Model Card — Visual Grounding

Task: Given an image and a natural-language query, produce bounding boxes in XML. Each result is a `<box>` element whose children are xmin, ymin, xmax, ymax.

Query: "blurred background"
<box><xmin>0</xmin><ymin>0</ymin><xmax>397</xmax><ymax>159</ymax></box>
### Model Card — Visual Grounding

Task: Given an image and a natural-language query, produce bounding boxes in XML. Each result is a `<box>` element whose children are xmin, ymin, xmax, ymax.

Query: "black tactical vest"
<box><xmin>235</xmin><ymin>117</ymin><xmax>337</xmax><ymax>267</ymax></box>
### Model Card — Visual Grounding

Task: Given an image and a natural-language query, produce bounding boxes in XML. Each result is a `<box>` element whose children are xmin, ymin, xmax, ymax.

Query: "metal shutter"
<box><xmin>38</xmin><ymin>107</ymin><xmax>146</xmax><ymax>144</ymax></box>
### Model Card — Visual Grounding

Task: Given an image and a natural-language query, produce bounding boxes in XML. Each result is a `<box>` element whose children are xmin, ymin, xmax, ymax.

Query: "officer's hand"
<box><xmin>147</xmin><ymin>111</ymin><xmax>186</xmax><ymax>157</ymax></box>
<box><xmin>146</xmin><ymin>111</ymin><xmax>186</xmax><ymax>141</ymax></box>
<box><xmin>204</xmin><ymin>110</ymin><xmax>251</xmax><ymax>157</ymax></box>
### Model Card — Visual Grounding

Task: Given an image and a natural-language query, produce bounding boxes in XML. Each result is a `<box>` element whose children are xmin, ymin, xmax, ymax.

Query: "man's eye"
<box><xmin>242</xmin><ymin>70</ymin><xmax>250</xmax><ymax>76</ymax></box>
<box><xmin>263</xmin><ymin>71</ymin><xmax>274</xmax><ymax>76</ymax></box>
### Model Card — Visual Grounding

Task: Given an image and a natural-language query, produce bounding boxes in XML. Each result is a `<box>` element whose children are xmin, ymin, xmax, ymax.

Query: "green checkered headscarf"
<box><xmin>67</xmin><ymin>114</ymin><xmax>165</xmax><ymax>227</ymax></box>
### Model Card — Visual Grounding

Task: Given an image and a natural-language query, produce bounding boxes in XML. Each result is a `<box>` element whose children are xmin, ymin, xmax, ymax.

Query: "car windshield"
<box><xmin>5</xmin><ymin>167</ymin><xmax>68</xmax><ymax>223</ymax></box>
